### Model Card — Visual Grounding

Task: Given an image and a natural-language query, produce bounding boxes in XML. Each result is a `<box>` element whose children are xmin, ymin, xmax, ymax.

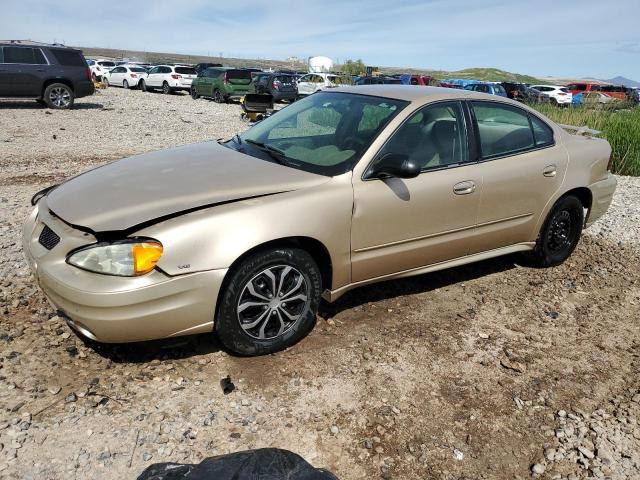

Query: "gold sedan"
<box><xmin>23</xmin><ymin>86</ymin><xmax>617</xmax><ymax>355</ymax></box>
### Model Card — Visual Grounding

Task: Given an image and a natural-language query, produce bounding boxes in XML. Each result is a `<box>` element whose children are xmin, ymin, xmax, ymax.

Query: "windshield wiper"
<box><xmin>244</xmin><ymin>139</ymin><xmax>291</xmax><ymax>166</ymax></box>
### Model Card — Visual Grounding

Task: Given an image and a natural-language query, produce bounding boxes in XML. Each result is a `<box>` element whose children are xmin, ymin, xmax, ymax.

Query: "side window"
<box><xmin>148</xmin><ymin>67</ymin><xmax>158</xmax><ymax>74</ymax></box>
<box><xmin>4</xmin><ymin>47</ymin><xmax>38</xmax><ymax>64</ymax></box>
<box><xmin>0</xmin><ymin>48</ymin><xmax>4</xmax><ymax>64</ymax></box>
<box><xmin>472</xmin><ymin>102</ymin><xmax>534</xmax><ymax>158</ymax></box>
<box><xmin>530</xmin><ymin>115</ymin><xmax>554</xmax><ymax>147</ymax></box>
<box><xmin>378</xmin><ymin>101</ymin><xmax>469</xmax><ymax>171</ymax></box>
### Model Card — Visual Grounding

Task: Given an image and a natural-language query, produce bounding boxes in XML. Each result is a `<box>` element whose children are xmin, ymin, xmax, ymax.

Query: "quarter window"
<box><xmin>530</xmin><ymin>115</ymin><xmax>554</xmax><ymax>147</ymax></box>
<box><xmin>379</xmin><ymin>101</ymin><xmax>469</xmax><ymax>171</ymax></box>
<box><xmin>472</xmin><ymin>102</ymin><xmax>534</xmax><ymax>158</ymax></box>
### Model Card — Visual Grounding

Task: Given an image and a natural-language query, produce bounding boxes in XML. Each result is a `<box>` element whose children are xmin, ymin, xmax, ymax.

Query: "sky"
<box><xmin>2</xmin><ymin>0</ymin><xmax>639</xmax><ymax>80</ymax></box>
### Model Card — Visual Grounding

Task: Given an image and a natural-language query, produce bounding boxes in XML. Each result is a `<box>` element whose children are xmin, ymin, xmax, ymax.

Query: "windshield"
<box><xmin>235</xmin><ymin>91</ymin><xmax>408</xmax><ymax>176</ymax></box>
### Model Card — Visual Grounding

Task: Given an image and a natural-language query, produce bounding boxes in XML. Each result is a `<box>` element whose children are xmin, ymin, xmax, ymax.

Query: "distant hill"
<box><xmin>607</xmin><ymin>76</ymin><xmax>640</xmax><ymax>87</ymax></box>
<box><xmin>79</xmin><ymin>46</ymin><xmax>546</xmax><ymax>84</ymax></box>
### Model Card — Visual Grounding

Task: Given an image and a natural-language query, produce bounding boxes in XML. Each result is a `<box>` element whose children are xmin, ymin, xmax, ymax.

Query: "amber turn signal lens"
<box><xmin>133</xmin><ymin>242</ymin><xmax>163</xmax><ymax>275</ymax></box>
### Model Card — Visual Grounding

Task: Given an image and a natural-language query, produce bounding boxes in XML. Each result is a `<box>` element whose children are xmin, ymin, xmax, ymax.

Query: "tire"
<box><xmin>191</xmin><ymin>86</ymin><xmax>200</xmax><ymax>100</ymax></box>
<box><xmin>43</xmin><ymin>83</ymin><xmax>75</xmax><ymax>109</ymax></box>
<box><xmin>215</xmin><ymin>248</ymin><xmax>322</xmax><ymax>356</ymax></box>
<box><xmin>162</xmin><ymin>81</ymin><xmax>171</xmax><ymax>94</ymax></box>
<box><xmin>213</xmin><ymin>89</ymin><xmax>224</xmax><ymax>103</ymax></box>
<box><xmin>103</xmin><ymin>76</ymin><xmax>109</xmax><ymax>87</ymax></box>
<box><xmin>123</xmin><ymin>80</ymin><xmax>129</xmax><ymax>89</ymax></box>
<box><xmin>526</xmin><ymin>195</ymin><xmax>584</xmax><ymax>268</ymax></box>
<box><xmin>91</xmin><ymin>73</ymin><xmax>97</xmax><ymax>82</ymax></box>
<box><xmin>140</xmin><ymin>80</ymin><xmax>150</xmax><ymax>92</ymax></box>
<box><xmin>550</xmin><ymin>97</ymin><xmax>558</xmax><ymax>106</ymax></box>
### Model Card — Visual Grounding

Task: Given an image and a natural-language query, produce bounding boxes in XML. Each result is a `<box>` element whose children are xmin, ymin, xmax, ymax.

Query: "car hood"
<box><xmin>47</xmin><ymin>141</ymin><xmax>329</xmax><ymax>233</ymax></box>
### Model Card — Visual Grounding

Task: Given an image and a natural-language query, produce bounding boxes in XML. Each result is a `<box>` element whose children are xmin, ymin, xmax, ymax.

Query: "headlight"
<box><xmin>67</xmin><ymin>239</ymin><xmax>163</xmax><ymax>277</ymax></box>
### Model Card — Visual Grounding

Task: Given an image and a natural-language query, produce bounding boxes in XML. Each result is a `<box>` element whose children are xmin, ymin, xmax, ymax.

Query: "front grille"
<box><xmin>38</xmin><ymin>225</ymin><xmax>60</xmax><ymax>250</ymax></box>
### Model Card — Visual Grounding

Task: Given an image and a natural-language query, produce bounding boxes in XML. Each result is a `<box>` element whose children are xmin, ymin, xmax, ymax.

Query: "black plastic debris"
<box><xmin>137</xmin><ymin>448</ymin><xmax>338</xmax><ymax>480</ymax></box>
<box><xmin>220</xmin><ymin>375</ymin><xmax>235</xmax><ymax>395</ymax></box>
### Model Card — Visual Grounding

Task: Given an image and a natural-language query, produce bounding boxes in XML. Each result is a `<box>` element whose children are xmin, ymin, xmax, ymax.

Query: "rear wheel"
<box><xmin>213</xmin><ymin>89</ymin><xmax>224</xmax><ymax>103</ymax></box>
<box><xmin>123</xmin><ymin>79</ymin><xmax>129</xmax><ymax>89</ymax></box>
<box><xmin>43</xmin><ymin>83</ymin><xmax>74</xmax><ymax>109</ymax></box>
<box><xmin>215</xmin><ymin>248</ymin><xmax>322</xmax><ymax>356</ymax></box>
<box><xmin>191</xmin><ymin>86</ymin><xmax>200</xmax><ymax>99</ymax></box>
<box><xmin>526</xmin><ymin>195</ymin><xmax>584</xmax><ymax>268</ymax></box>
<box><xmin>162</xmin><ymin>81</ymin><xmax>171</xmax><ymax>94</ymax></box>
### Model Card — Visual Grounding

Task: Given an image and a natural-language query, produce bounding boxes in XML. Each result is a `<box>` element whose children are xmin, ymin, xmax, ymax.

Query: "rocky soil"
<box><xmin>0</xmin><ymin>88</ymin><xmax>638</xmax><ymax>480</ymax></box>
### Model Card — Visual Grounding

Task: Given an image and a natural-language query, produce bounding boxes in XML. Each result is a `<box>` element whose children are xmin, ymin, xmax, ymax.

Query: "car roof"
<box><xmin>331</xmin><ymin>85</ymin><xmax>519</xmax><ymax>103</ymax></box>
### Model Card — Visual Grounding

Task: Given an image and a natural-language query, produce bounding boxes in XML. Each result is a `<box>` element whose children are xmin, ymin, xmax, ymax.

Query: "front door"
<box><xmin>351</xmin><ymin>101</ymin><xmax>482</xmax><ymax>282</ymax></box>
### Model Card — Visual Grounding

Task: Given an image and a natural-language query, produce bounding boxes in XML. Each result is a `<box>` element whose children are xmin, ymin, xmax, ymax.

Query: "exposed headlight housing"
<box><xmin>67</xmin><ymin>239</ymin><xmax>163</xmax><ymax>277</ymax></box>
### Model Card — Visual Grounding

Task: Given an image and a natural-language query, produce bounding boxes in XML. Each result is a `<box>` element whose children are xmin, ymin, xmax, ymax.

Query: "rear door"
<box><xmin>467</xmin><ymin>100</ymin><xmax>567</xmax><ymax>252</ymax></box>
<box><xmin>0</xmin><ymin>46</ymin><xmax>49</xmax><ymax>96</ymax></box>
<box><xmin>296</xmin><ymin>75</ymin><xmax>315</xmax><ymax>95</ymax></box>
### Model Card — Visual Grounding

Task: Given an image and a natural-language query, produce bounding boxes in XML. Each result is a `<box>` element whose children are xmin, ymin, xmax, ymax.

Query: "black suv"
<box><xmin>251</xmin><ymin>72</ymin><xmax>297</xmax><ymax>102</ymax></box>
<box><xmin>0</xmin><ymin>41</ymin><xmax>94</xmax><ymax>109</ymax></box>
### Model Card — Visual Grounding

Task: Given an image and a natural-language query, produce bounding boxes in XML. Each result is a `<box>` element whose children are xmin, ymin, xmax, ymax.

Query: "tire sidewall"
<box><xmin>123</xmin><ymin>80</ymin><xmax>129</xmax><ymax>89</ymax></box>
<box><xmin>163</xmin><ymin>82</ymin><xmax>171</xmax><ymax>94</ymax></box>
<box><xmin>536</xmin><ymin>196</ymin><xmax>584</xmax><ymax>267</ymax></box>
<box><xmin>216</xmin><ymin>248</ymin><xmax>322</xmax><ymax>356</ymax></box>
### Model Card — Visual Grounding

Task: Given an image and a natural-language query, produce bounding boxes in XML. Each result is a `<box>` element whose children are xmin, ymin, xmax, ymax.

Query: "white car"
<box><xmin>87</xmin><ymin>59</ymin><xmax>117</xmax><ymax>81</ymax></box>
<box><xmin>140</xmin><ymin>65</ymin><xmax>198</xmax><ymax>94</ymax></box>
<box><xmin>530</xmin><ymin>85</ymin><xmax>573</xmax><ymax>105</ymax></box>
<box><xmin>296</xmin><ymin>73</ymin><xmax>350</xmax><ymax>96</ymax></box>
<box><xmin>103</xmin><ymin>65</ymin><xmax>148</xmax><ymax>89</ymax></box>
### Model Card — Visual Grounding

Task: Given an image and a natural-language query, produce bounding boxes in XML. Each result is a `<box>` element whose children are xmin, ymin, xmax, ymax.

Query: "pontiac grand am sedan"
<box><xmin>23</xmin><ymin>86</ymin><xmax>617</xmax><ymax>355</ymax></box>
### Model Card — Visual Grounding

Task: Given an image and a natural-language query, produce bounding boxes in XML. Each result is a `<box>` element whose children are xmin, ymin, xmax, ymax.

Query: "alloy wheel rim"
<box><xmin>547</xmin><ymin>210</ymin><xmax>572</xmax><ymax>253</ymax></box>
<box><xmin>50</xmin><ymin>87</ymin><xmax>70</xmax><ymax>107</ymax></box>
<box><xmin>237</xmin><ymin>265</ymin><xmax>309</xmax><ymax>340</ymax></box>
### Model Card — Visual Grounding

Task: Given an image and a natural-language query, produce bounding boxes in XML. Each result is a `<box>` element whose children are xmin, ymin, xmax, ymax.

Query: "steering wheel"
<box><xmin>342</xmin><ymin>135</ymin><xmax>367</xmax><ymax>151</ymax></box>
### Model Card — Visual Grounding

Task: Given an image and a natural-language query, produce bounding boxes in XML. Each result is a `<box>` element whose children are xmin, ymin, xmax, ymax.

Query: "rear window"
<box><xmin>50</xmin><ymin>49</ymin><xmax>86</xmax><ymax>67</ymax></box>
<box><xmin>226</xmin><ymin>69</ymin><xmax>252</xmax><ymax>84</ymax></box>
<box><xmin>175</xmin><ymin>67</ymin><xmax>196</xmax><ymax>75</ymax></box>
<box><xmin>274</xmin><ymin>75</ymin><xmax>294</xmax><ymax>83</ymax></box>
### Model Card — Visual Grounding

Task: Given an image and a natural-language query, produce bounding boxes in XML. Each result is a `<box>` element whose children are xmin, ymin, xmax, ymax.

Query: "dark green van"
<box><xmin>191</xmin><ymin>67</ymin><xmax>253</xmax><ymax>103</ymax></box>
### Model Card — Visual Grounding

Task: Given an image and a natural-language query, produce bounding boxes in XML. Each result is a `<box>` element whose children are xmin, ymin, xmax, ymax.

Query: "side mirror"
<box><xmin>367</xmin><ymin>153</ymin><xmax>420</xmax><ymax>179</ymax></box>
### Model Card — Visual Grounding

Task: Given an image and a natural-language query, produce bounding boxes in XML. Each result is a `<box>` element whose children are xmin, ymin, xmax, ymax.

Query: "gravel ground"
<box><xmin>0</xmin><ymin>88</ymin><xmax>639</xmax><ymax>480</ymax></box>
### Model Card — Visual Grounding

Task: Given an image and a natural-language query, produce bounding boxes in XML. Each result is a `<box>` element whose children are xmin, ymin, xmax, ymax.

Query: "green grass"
<box><xmin>530</xmin><ymin>104</ymin><xmax>640</xmax><ymax>176</ymax></box>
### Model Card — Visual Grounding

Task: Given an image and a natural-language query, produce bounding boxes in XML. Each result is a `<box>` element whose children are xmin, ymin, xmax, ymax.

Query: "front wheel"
<box><xmin>191</xmin><ymin>86</ymin><xmax>200</xmax><ymax>99</ymax></box>
<box><xmin>103</xmin><ymin>76</ymin><xmax>109</xmax><ymax>87</ymax></box>
<box><xmin>526</xmin><ymin>195</ymin><xmax>584</xmax><ymax>268</ymax></box>
<box><xmin>215</xmin><ymin>248</ymin><xmax>322</xmax><ymax>356</ymax></box>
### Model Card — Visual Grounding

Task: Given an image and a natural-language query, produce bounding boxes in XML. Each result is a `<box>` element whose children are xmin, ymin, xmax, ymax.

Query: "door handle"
<box><xmin>543</xmin><ymin>165</ymin><xmax>557</xmax><ymax>177</ymax></box>
<box><xmin>453</xmin><ymin>181</ymin><xmax>476</xmax><ymax>195</ymax></box>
